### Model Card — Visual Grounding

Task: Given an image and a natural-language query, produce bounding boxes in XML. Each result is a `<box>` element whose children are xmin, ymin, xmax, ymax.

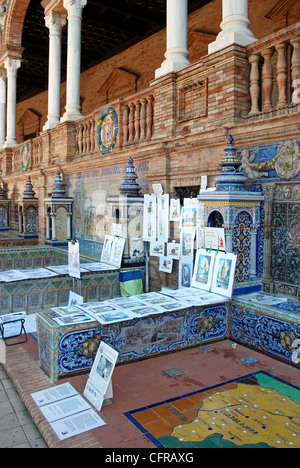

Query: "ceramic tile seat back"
<box><xmin>0</xmin><ymin>246</ymin><xmax>121</xmax><ymax>314</ymax></box>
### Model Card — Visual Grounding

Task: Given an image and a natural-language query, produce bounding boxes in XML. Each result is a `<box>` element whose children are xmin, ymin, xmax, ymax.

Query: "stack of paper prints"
<box><xmin>49</xmin><ymin>306</ymin><xmax>95</xmax><ymax>326</ymax></box>
<box><xmin>53</xmin><ymin>279</ymin><xmax>236</xmax><ymax>327</ymax></box>
<box><xmin>161</xmin><ymin>288</ymin><xmax>227</xmax><ymax>306</ymax></box>
<box><xmin>80</xmin><ymin>262</ymin><xmax>118</xmax><ymax>271</ymax></box>
<box><xmin>0</xmin><ymin>268</ymin><xmax>58</xmax><ymax>282</ymax></box>
<box><xmin>244</xmin><ymin>292</ymin><xmax>288</xmax><ymax>306</ymax></box>
<box><xmin>31</xmin><ymin>382</ymin><xmax>105</xmax><ymax>440</ymax></box>
<box><xmin>18</xmin><ymin>268</ymin><xmax>59</xmax><ymax>279</ymax></box>
<box><xmin>47</xmin><ymin>264</ymin><xmax>90</xmax><ymax>275</ymax></box>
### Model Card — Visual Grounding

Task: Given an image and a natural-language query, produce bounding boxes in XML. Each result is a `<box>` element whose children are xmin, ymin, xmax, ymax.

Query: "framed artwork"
<box><xmin>159</xmin><ymin>256</ymin><xmax>173</xmax><ymax>274</ymax></box>
<box><xmin>191</xmin><ymin>249</ymin><xmax>216</xmax><ymax>291</ymax></box>
<box><xmin>167</xmin><ymin>241</ymin><xmax>181</xmax><ymax>260</ymax></box>
<box><xmin>149</xmin><ymin>240</ymin><xmax>165</xmax><ymax>257</ymax></box>
<box><xmin>211</xmin><ymin>252</ymin><xmax>237</xmax><ymax>298</ymax></box>
<box><xmin>181</xmin><ymin>206</ymin><xmax>197</xmax><ymax>228</ymax></box>
<box><xmin>196</xmin><ymin>226</ymin><xmax>205</xmax><ymax>249</ymax></box>
<box><xmin>143</xmin><ymin>194</ymin><xmax>157</xmax><ymax>241</ymax></box>
<box><xmin>179</xmin><ymin>260</ymin><xmax>193</xmax><ymax>288</ymax></box>
<box><xmin>180</xmin><ymin>229</ymin><xmax>195</xmax><ymax>261</ymax></box>
<box><xmin>169</xmin><ymin>198</ymin><xmax>181</xmax><ymax>221</ymax></box>
<box><xmin>157</xmin><ymin>194</ymin><xmax>169</xmax><ymax>241</ymax></box>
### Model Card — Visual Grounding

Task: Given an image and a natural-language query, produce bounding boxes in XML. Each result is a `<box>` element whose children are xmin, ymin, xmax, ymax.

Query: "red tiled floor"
<box><xmin>2</xmin><ymin>335</ymin><xmax>300</xmax><ymax>448</ymax></box>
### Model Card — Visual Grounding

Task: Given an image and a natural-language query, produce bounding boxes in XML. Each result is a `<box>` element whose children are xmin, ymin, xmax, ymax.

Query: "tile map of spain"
<box><xmin>125</xmin><ymin>371</ymin><xmax>300</xmax><ymax>448</ymax></box>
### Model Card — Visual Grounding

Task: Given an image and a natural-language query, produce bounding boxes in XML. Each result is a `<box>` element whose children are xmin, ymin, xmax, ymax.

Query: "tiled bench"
<box><xmin>230</xmin><ymin>295</ymin><xmax>300</xmax><ymax>365</ymax></box>
<box><xmin>36</xmin><ymin>300</ymin><xmax>229</xmax><ymax>381</ymax></box>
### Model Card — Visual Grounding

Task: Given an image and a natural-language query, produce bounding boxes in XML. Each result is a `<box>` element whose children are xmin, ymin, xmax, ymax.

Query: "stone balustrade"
<box><xmin>121</xmin><ymin>92</ymin><xmax>154</xmax><ymax>145</ymax></box>
<box><xmin>74</xmin><ymin>89</ymin><xmax>154</xmax><ymax>157</ymax></box>
<box><xmin>10</xmin><ymin>136</ymin><xmax>45</xmax><ymax>173</ymax></box>
<box><xmin>75</xmin><ymin>116</ymin><xmax>96</xmax><ymax>155</ymax></box>
<box><xmin>0</xmin><ymin>22</ymin><xmax>299</xmax><ymax>175</ymax></box>
<box><xmin>247</xmin><ymin>22</ymin><xmax>300</xmax><ymax>117</ymax></box>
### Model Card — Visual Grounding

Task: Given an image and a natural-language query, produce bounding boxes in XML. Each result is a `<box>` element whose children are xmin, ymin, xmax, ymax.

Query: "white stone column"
<box><xmin>43</xmin><ymin>12</ymin><xmax>66</xmax><ymax>131</ymax></box>
<box><xmin>3</xmin><ymin>58</ymin><xmax>20</xmax><ymax>148</ymax></box>
<box><xmin>67</xmin><ymin>212</ymin><xmax>72</xmax><ymax>240</ymax></box>
<box><xmin>208</xmin><ymin>0</ymin><xmax>256</xmax><ymax>54</ymax></box>
<box><xmin>51</xmin><ymin>213</ymin><xmax>57</xmax><ymax>240</ymax></box>
<box><xmin>46</xmin><ymin>212</ymin><xmax>51</xmax><ymax>240</ymax></box>
<box><xmin>0</xmin><ymin>69</ymin><xmax>6</xmax><ymax>149</ymax></box>
<box><xmin>61</xmin><ymin>0</ymin><xmax>86</xmax><ymax>122</ymax></box>
<box><xmin>155</xmin><ymin>0</ymin><xmax>190</xmax><ymax>79</ymax></box>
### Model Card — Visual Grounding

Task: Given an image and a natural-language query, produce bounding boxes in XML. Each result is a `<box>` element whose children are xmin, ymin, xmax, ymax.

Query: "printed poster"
<box><xmin>84</xmin><ymin>342</ymin><xmax>118</xmax><ymax>411</ymax></box>
<box><xmin>68</xmin><ymin>240</ymin><xmax>80</xmax><ymax>279</ymax></box>
<box><xmin>143</xmin><ymin>194</ymin><xmax>157</xmax><ymax>241</ymax></box>
<box><xmin>157</xmin><ymin>194</ymin><xmax>169</xmax><ymax>241</ymax></box>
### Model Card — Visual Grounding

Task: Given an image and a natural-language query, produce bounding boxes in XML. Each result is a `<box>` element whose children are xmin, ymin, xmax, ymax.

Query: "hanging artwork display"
<box><xmin>179</xmin><ymin>260</ymin><xmax>193</xmax><ymax>288</ymax></box>
<box><xmin>169</xmin><ymin>198</ymin><xmax>181</xmax><ymax>221</ymax></box>
<box><xmin>159</xmin><ymin>256</ymin><xmax>173</xmax><ymax>274</ymax></box>
<box><xmin>167</xmin><ymin>241</ymin><xmax>181</xmax><ymax>260</ymax></box>
<box><xmin>143</xmin><ymin>194</ymin><xmax>157</xmax><ymax>241</ymax></box>
<box><xmin>157</xmin><ymin>194</ymin><xmax>169</xmax><ymax>240</ymax></box>
<box><xmin>191</xmin><ymin>249</ymin><xmax>216</xmax><ymax>291</ymax></box>
<box><xmin>68</xmin><ymin>240</ymin><xmax>80</xmax><ymax>279</ymax></box>
<box><xmin>149</xmin><ymin>240</ymin><xmax>165</xmax><ymax>257</ymax></box>
<box><xmin>211</xmin><ymin>252</ymin><xmax>237</xmax><ymax>298</ymax></box>
<box><xmin>181</xmin><ymin>206</ymin><xmax>197</xmax><ymax>229</ymax></box>
<box><xmin>180</xmin><ymin>229</ymin><xmax>195</xmax><ymax>261</ymax></box>
<box><xmin>205</xmin><ymin>227</ymin><xmax>226</xmax><ymax>251</ymax></box>
<box><xmin>97</xmin><ymin>107</ymin><xmax>118</xmax><ymax>155</ymax></box>
<box><xmin>142</xmin><ymin>188</ymin><xmax>238</xmax><ymax>297</ymax></box>
<box><xmin>196</xmin><ymin>200</ymin><xmax>205</xmax><ymax>249</ymax></box>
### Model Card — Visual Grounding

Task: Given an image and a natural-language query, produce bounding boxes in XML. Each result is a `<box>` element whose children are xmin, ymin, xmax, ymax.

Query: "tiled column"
<box><xmin>3</xmin><ymin>58</ymin><xmax>20</xmax><ymax>148</ymax></box>
<box><xmin>261</xmin><ymin>183</ymin><xmax>275</xmax><ymax>289</ymax></box>
<box><xmin>155</xmin><ymin>0</ymin><xmax>190</xmax><ymax>79</ymax></box>
<box><xmin>43</xmin><ymin>12</ymin><xmax>66</xmax><ymax>131</ymax></box>
<box><xmin>0</xmin><ymin>69</ymin><xmax>6</xmax><ymax>149</ymax></box>
<box><xmin>208</xmin><ymin>0</ymin><xmax>256</xmax><ymax>54</ymax></box>
<box><xmin>61</xmin><ymin>0</ymin><xmax>86</xmax><ymax>122</ymax></box>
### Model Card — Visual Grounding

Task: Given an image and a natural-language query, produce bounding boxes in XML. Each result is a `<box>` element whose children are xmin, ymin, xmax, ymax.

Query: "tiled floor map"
<box><xmin>125</xmin><ymin>371</ymin><xmax>300</xmax><ymax>448</ymax></box>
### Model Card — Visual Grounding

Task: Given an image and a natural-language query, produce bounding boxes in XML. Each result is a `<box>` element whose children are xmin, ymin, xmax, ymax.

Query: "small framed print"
<box><xmin>179</xmin><ymin>260</ymin><xmax>193</xmax><ymax>288</ymax></box>
<box><xmin>191</xmin><ymin>249</ymin><xmax>216</xmax><ymax>291</ymax></box>
<box><xmin>149</xmin><ymin>240</ymin><xmax>165</xmax><ymax>257</ymax></box>
<box><xmin>143</xmin><ymin>194</ymin><xmax>157</xmax><ymax>241</ymax></box>
<box><xmin>180</xmin><ymin>229</ymin><xmax>195</xmax><ymax>261</ymax></box>
<box><xmin>167</xmin><ymin>241</ymin><xmax>180</xmax><ymax>260</ymax></box>
<box><xmin>159</xmin><ymin>256</ymin><xmax>173</xmax><ymax>274</ymax></box>
<box><xmin>169</xmin><ymin>198</ymin><xmax>181</xmax><ymax>221</ymax></box>
<box><xmin>211</xmin><ymin>252</ymin><xmax>237</xmax><ymax>298</ymax></box>
<box><xmin>157</xmin><ymin>194</ymin><xmax>169</xmax><ymax>241</ymax></box>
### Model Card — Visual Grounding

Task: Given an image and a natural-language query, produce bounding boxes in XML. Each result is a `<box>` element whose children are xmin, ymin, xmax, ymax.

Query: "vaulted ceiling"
<box><xmin>19</xmin><ymin>0</ymin><xmax>213</xmax><ymax>102</ymax></box>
